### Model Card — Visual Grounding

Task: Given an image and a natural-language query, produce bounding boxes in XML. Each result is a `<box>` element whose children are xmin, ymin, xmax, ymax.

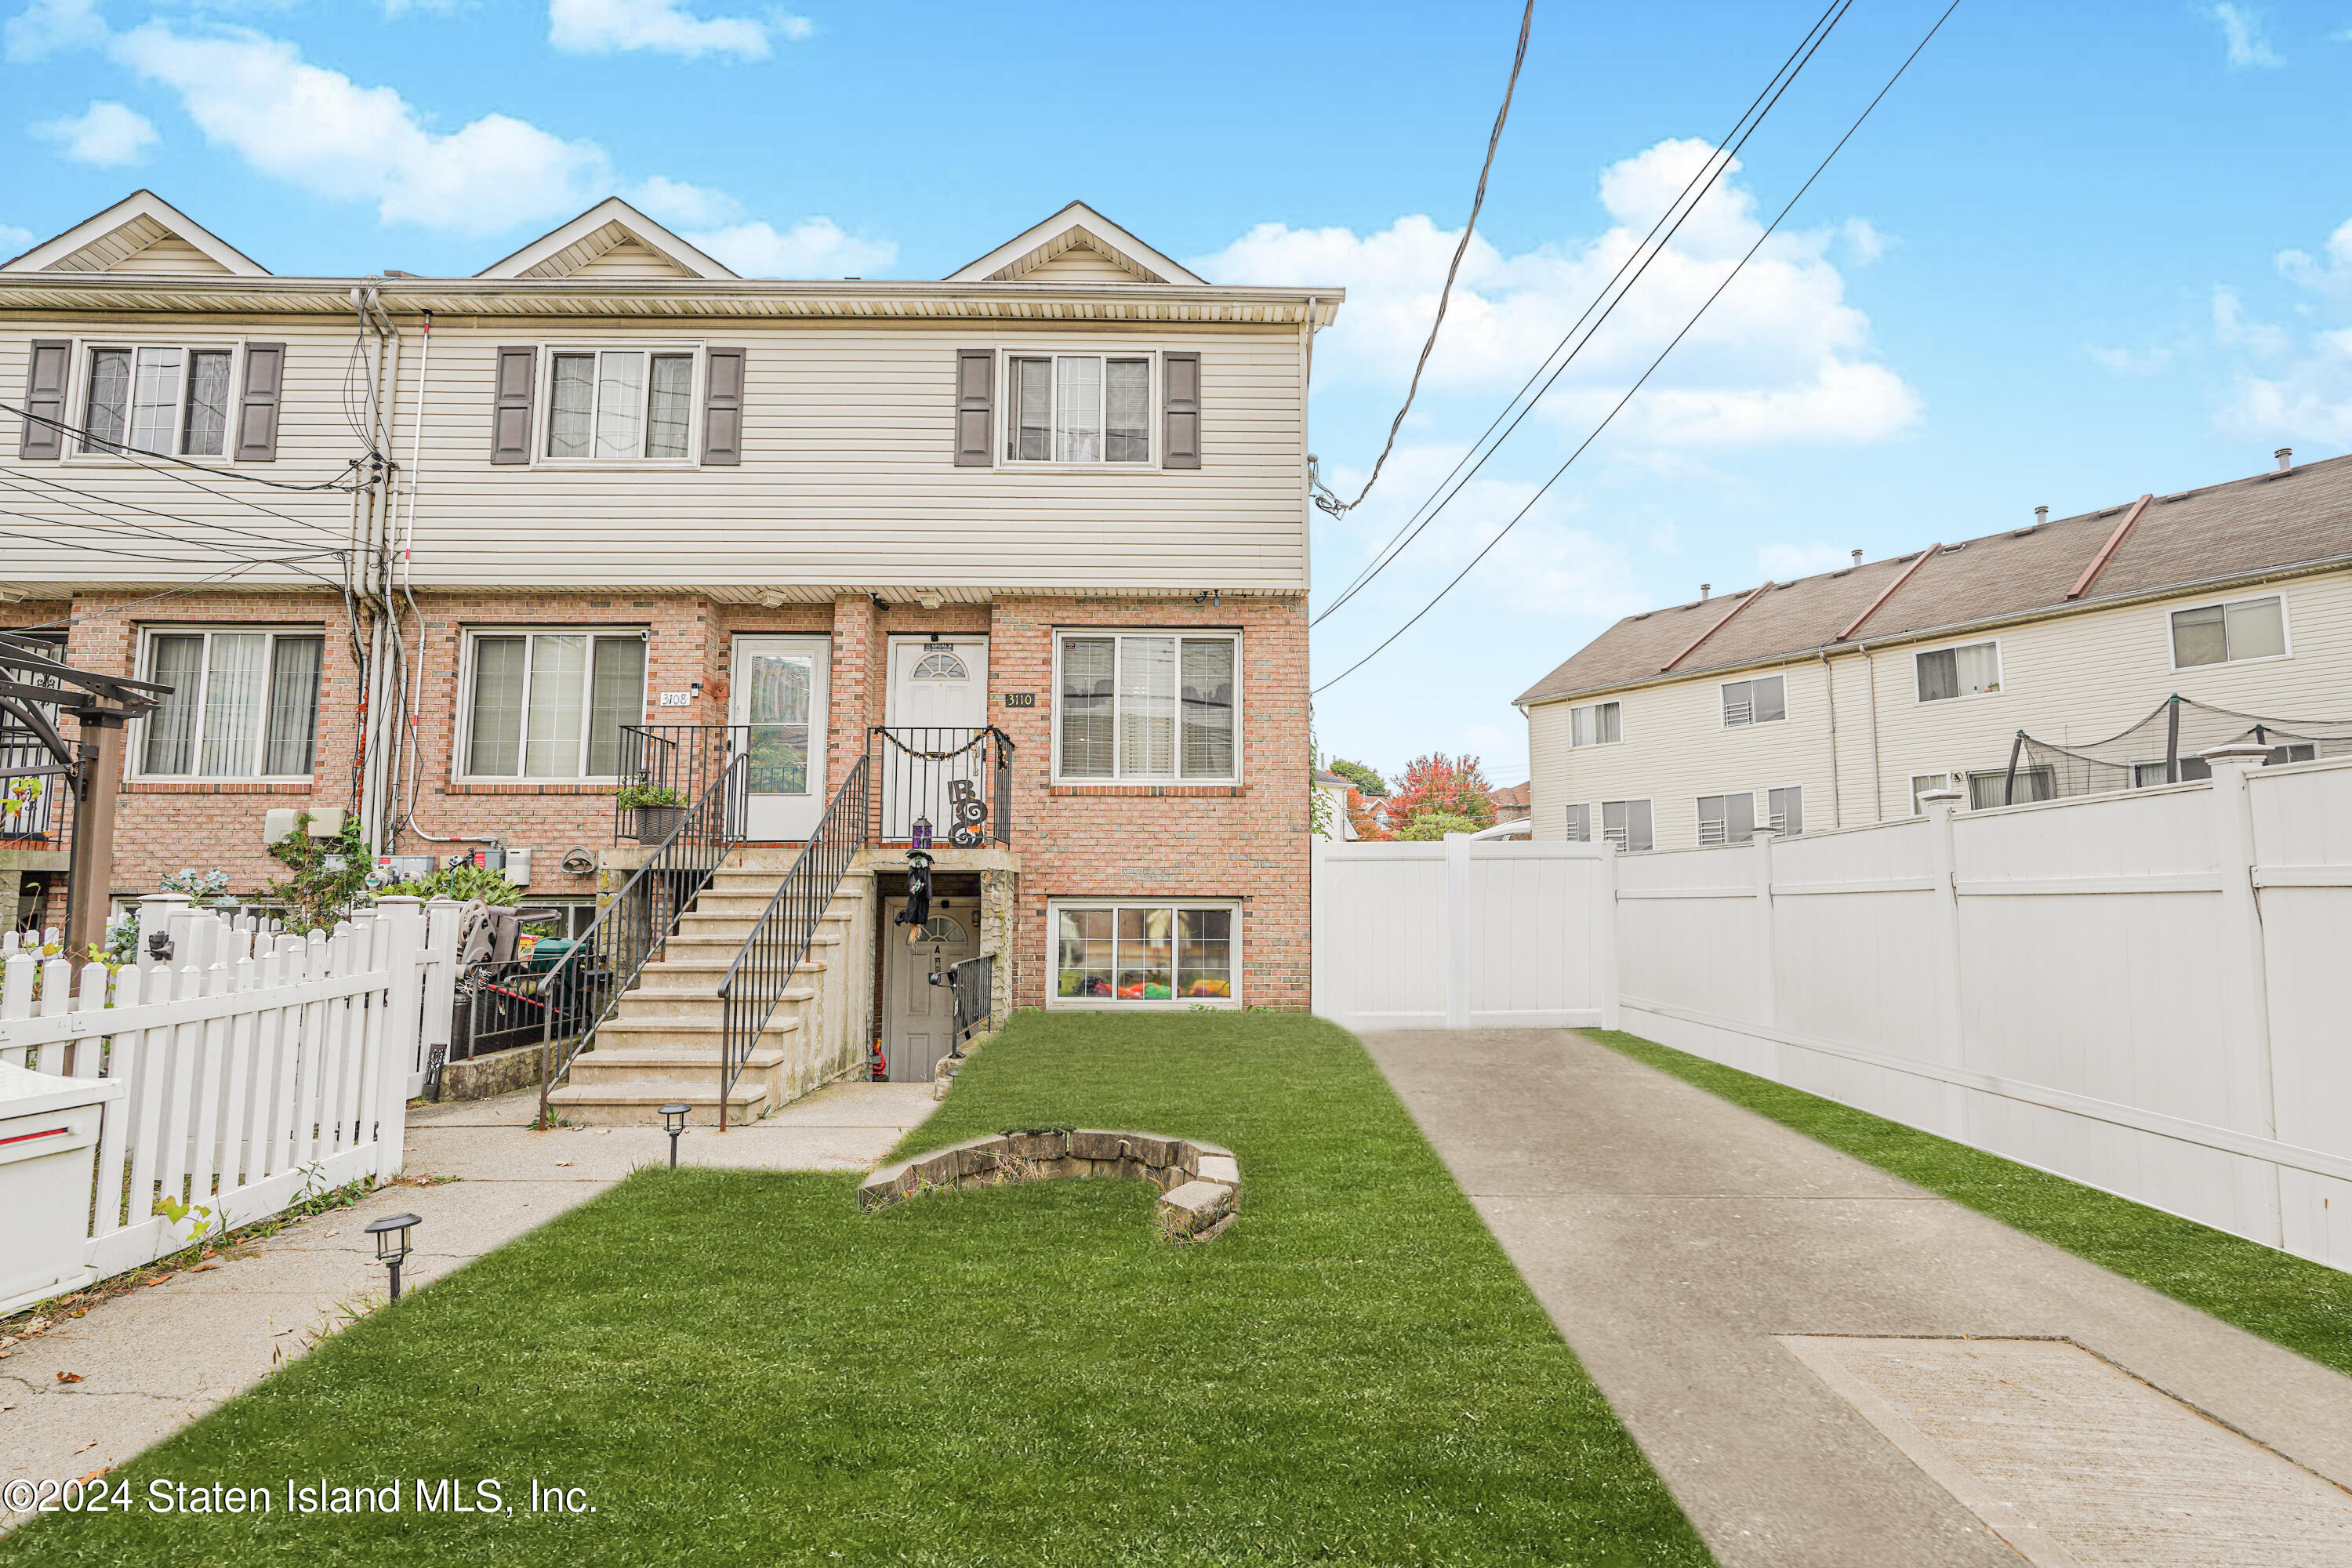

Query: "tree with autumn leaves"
<box><xmin>1341</xmin><ymin>753</ymin><xmax>1495</xmax><ymax>840</ymax></box>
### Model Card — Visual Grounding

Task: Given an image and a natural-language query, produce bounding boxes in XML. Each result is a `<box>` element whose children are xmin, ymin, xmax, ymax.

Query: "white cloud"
<box><xmin>548</xmin><ymin>0</ymin><xmax>774</xmax><ymax>59</ymax></box>
<box><xmin>630</xmin><ymin>175</ymin><xmax>742</xmax><ymax>227</ymax></box>
<box><xmin>1196</xmin><ymin>137</ymin><xmax>1920</xmax><ymax>451</ymax></box>
<box><xmin>2219</xmin><ymin>216</ymin><xmax>2352</xmax><ymax>441</ymax></box>
<box><xmin>1757</xmin><ymin>543</ymin><xmax>1856</xmax><ymax>579</ymax></box>
<box><xmin>769</xmin><ymin>9</ymin><xmax>812</xmax><ymax>41</ymax></box>
<box><xmin>0</xmin><ymin>223</ymin><xmax>34</xmax><ymax>256</ymax></box>
<box><xmin>383</xmin><ymin>0</ymin><xmax>466</xmax><ymax>14</ymax></box>
<box><xmin>689</xmin><ymin>216</ymin><xmax>895</xmax><ymax>278</ymax></box>
<box><xmin>4</xmin><ymin>0</ymin><xmax>106</xmax><ymax>61</ymax></box>
<box><xmin>2088</xmin><ymin>343</ymin><xmax>2172</xmax><ymax>376</ymax></box>
<box><xmin>31</xmin><ymin>99</ymin><xmax>158</xmax><ymax>165</ymax></box>
<box><xmin>2210</xmin><ymin>4</ymin><xmax>2282</xmax><ymax>67</ymax></box>
<box><xmin>1839</xmin><ymin>217</ymin><xmax>1888</xmax><ymax>265</ymax></box>
<box><xmin>110</xmin><ymin>21</ymin><xmax>612</xmax><ymax>234</ymax></box>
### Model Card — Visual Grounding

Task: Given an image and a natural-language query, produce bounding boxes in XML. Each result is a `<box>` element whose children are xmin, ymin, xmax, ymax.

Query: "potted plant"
<box><xmin>618</xmin><ymin>782</ymin><xmax>688</xmax><ymax>842</ymax></box>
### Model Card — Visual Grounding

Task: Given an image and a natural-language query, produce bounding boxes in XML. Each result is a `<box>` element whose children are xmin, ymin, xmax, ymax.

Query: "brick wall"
<box><xmin>6</xmin><ymin>588</ymin><xmax>1313</xmax><ymax>1009</ymax></box>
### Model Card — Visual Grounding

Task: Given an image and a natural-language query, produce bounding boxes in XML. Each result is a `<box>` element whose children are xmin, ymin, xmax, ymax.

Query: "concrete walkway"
<box><xmin>2</xmin><ymin>1081</ymin><xmax>933</xmax><ymax>1523</ymax></box>
<box><xmin>1365</xmin><ymin>1029</ymin><xmax>2352</xmax><ymax>1568</ymax></box>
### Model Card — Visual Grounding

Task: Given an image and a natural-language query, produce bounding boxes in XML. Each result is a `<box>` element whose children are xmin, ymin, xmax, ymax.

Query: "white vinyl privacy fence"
<box><xmin>0</xmin><ymin>896</ymin><xmax>459</xmax><ymax>1312</ymax></box>
<box><xmin>1316</xmin><ymin>750</ymin><xmax>2352</xmax><ymax>1273</ymax></box>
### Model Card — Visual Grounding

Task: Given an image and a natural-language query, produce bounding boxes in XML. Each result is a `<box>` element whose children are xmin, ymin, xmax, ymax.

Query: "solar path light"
<box><xmin>660</xmin><ymin>1102</ymin><xmax>690</xmax><ymax>1167</ymax></box>
<box><xmin>365</xmin><ymin>1212</ymin><xmax>422</xmax><ymax>1301</ymax></box>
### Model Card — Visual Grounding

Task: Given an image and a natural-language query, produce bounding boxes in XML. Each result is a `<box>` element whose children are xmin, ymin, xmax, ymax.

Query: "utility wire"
<box><xmin>0</xmin><ymin>466</ymin><xmax>341</xmax><ymax>556</ymax></box>
<box><xmin>1</xmin><ymin>564</ymin><xmax>279</xmax><ymax>633</ymax></box>
<box><xmin>1314</xmin><ymin>0</ymin><xmax>1963</xmax><ymax>697</ymax></box>
<box><xmin>0</xmin><ymin>513</ymin><xmax>346</xmax><ymax>572</ymax></box>
<box><xmin>1316</xmin><ymin>0</ymin><xmax>1853</xmax><ymax>627</ymax></box>
<box><xmin>0</xmin><ymin>401</ymin><xmax>363</xmax><ymax>492</ymax></box>
<box><xmin>1315</xmin><ymin>0</ymin><xmax>1534</xmax><ymax>519</ymax></box>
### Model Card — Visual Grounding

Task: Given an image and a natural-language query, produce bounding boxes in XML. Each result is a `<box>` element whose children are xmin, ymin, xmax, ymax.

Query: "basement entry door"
<box><xmin>881</xmin><ymin>636</ymin><xmax>989</xmax><ymax>840</ymax></box>
<box><xmin>883</xmin><ymin>906</ymin><xmax>982</xmax><ymax>1082</ymax></box>
<box><xmin>730</xmin><ymin>636</ymin><xmax>829</xmax><ymax>840</ymax></box>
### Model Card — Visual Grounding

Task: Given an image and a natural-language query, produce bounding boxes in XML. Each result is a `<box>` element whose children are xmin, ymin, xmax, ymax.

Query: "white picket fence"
<box><xmin>0</xmin><ymin>896</ymin><xmax>459</xmax><ymax>1312</ymax></box>
<box><xmin>1315</xmin><ymin>751</ymin><xmax>2352</xmax><ymax>1274</ymax></box>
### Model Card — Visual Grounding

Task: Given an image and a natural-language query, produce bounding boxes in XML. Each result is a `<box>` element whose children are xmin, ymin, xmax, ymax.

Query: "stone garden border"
<box><xmin>857</xmin><ymin>1128</ymin><xmax>1243</xmax><ymax>1241</ymax></box>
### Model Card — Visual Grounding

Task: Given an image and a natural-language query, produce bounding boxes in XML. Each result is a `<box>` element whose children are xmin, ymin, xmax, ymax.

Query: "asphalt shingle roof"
<box><xmin>1514</xmin><ymin>452</ymin><xmax>2352</xmax><ymax>706</ymax></box>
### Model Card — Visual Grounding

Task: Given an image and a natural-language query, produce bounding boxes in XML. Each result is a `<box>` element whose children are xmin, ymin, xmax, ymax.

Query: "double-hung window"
<box><xmin>462</xmin><ymin>630</ymin><xmax>647</xmax><ymax>779</ymax></box>
<box><xmin>1563</xmin><ymin>803</ymin><xmax>1592</xmax><ymax>842</ymax></box>
<box><xmin>1767</xmin><ymin>786</ymin><xmax>1803</xmax><ymax>835</ymax></box>
<box><xmin>1056</xmin><ymin>631</ymin><xmax>1237</xmax><ymax>782</ymax></box>
<box><xmin>1721</xmin><ymin>675</ymin><xmax>1785</xmax><ymax>728</ymax></box>
<box><xmin>1698</xmin><ymin>792</ymin><xmax>1756</xmax><ymax>845</ymax></box>
<box><xmin>1570</xmin><ymin>700</ymin><xmax>1621</xmax><ymax>747</ymax></box>
<box><xmin>2171</xmin><ymin>594</ymin><xmax>2286</xmax><ymax>667</ymax></box>
<box><xmin>1916</xmin><ymin>640</ymin><xmax>2001</xmax><ymax>702</ymax></box>
<box><xmin>1602</xmin><ymin>799</ymin><xmax>1653</xmax><ymax>852</ymax></box>
<box><xmin>545</xmin><ymin>349</ymin><xmax>696</xmax><ymax>462</ymax></box>
<box><xmin>138</xmin><ymin>628</ymin><xmax>323</xmax><ymax>779</ymax></box>
<box><xmin>1006</xmin><ymin>354</ymin><xmax>1152</xmax><ymax>464</ymax></box>
<box><xmin>1052</xmin><ymin>900</ymin><xmax>1237</xmax><ymax>1005</ymax></box>
<box><xmin>82</xmin><ymin>344</ymin><xmax>237</xmax><ymax>457</ymax></box>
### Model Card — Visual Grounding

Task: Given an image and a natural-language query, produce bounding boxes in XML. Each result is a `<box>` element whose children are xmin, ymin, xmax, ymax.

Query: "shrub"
<box><xmin>1395</xmin><ymin>811</ymin><xmax>1481</xmax><ymax>841</ymax></box>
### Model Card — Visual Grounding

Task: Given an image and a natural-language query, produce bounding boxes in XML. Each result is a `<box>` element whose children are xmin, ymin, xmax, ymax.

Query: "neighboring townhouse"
<box><xmin>1515</xmin><ymin>451</ymin><xmax>2352</xmax><ymax>849</ymax></box>
<box><xmin>0</xmin><ymin>191</ymin><xmax>1340</xmax><ymax>1087</ymax></box>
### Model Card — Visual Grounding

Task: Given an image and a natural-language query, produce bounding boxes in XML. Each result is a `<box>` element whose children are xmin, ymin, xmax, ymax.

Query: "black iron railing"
<box><xmin>948</xmin><ymin>953</ymin><xmax>993</xmax><ymax>1054</ymax></box>
<box><xmin>868</xmin><ymin>726</ymin><xmax>1014</xmax><ymax>846</ymax></box>
<box><xmin>537</xmin><ymin>753</ymin><xmax>748</xmax><ymax>1125</ymax></box>
<box><xmin>715</xmin><ymin>752</ymin><xmax>869</xmax><ymax>1130</ymax></box>
<box><xmin>615</xmin><ymin>724</ymin><xmax>749</xmax><ymax>845</ymax></box>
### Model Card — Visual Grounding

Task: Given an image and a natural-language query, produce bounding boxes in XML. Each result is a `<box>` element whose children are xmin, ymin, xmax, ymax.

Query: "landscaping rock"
<box><xmin>1156</xmin><ymin>1179</ymin><xmax>1239</xmax><ymax>1240</ymax></box>
<box><xmin>860</xmin><ymin>1131</ymin><xmax>1241</xmax><ymax>1242</ymax></box>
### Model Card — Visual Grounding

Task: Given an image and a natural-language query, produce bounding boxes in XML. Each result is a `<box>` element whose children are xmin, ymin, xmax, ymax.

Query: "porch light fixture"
<box><xmin>364</xmin><ymin>1212</ymin><xmax>422</xmax><ymax>1301</ymax></box>
<box><xmin>659</xmin><ymin>1102</ymin><xmax>690</xmax><ymax>1167</ymax></box>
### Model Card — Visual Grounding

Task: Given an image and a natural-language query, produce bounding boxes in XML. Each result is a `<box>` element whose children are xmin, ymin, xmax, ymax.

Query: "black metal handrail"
<box><xmin>868</xmin><ymin>725</ymin><xmax>1014</xmax><ymax>846</ymax></box>
<box><xmin>714</xmin><ymin>751</ymin><xmax>869</xmax><ymax>1130</ymax></box>
<box><xmin>615</xmin><ymin>724</ymin><xmax>749</xmax><ymax>845</ymax></box>
<box><xmin>537</xmin><ymin>752</ymin><xmax>748</xmax><ymax>1125</ymax></box>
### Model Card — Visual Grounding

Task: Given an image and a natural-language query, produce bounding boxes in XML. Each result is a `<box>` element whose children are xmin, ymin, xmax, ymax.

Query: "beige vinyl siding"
<box><xmin>1526</xmin><ymin>567</ymin><xmax>2352</xmax><ymax>845</ymax></box>
<box><xmin>107</xmin><ymin>238</ymin><xmax>233</xmax><ymax>276</ymax></box>
<box><xmin>568</xmin><ymin>241</ymin><xmax>696</xmax><ymax>279</ymax></box>
<box><xmin>1021</xmin><ymin>249</ymin><xmax>1145</xmax><ymax>284</ymax></box>
<box><xmin>0</xmin><ymin>313</ymin><xmax>1308</xmax><ymax>593</ymax></box>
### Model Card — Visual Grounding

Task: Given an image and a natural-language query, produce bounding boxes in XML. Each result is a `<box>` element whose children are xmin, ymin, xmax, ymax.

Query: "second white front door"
<box><xmin>730</xmin><ymin>636</ymin><xmax>829</xmax><ymax>840</ymax></box>
<box><xmin>882</xmin><ymin>637</ymin><xmax>988</xmax><ymax>840</ymax></box>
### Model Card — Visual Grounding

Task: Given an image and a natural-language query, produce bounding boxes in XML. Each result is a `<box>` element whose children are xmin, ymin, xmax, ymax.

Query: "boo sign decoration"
<box><xmin>947</xmin><ymin>777</ymin><xmax>988</xmax><ymax>848</ymax></box>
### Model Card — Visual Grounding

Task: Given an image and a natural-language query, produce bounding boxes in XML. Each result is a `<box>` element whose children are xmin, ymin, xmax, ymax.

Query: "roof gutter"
<box><xmin>2065</xmin><ymin>493</ymin><xmax>2154</xmax><ymax>600</ymax></box>
<box><xmin>1835</xmin><ymin>543</ymin><xmax>1940</xmax><ymax>642</ymax></box>
<box><xmin>1661</xmin><ymin>582</ymin><xmax>1772</xmax><ymax>673</ymax></box>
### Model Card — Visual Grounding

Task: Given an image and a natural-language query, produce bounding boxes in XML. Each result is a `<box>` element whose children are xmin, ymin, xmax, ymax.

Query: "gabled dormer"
<box><xmin>946</xmin><ymin>201</ymin><xmax>1203</xmax><ymax>285</ymax></box>
<box><xmin>0</xmin><ymin>190</ymin><xmax>269</xmax><ymax>278</ymax></box>
<box><xmin>476</xmin><ymin>198</ymin><xmax>738</xmax><ymax>281</ymax></box>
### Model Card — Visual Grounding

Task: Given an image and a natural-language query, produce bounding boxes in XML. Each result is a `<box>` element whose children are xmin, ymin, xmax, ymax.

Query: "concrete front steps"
<box><xmin>543</xmin><ymin>859</ymin><xmax>873</xmax><ymax>1127</ymax></box>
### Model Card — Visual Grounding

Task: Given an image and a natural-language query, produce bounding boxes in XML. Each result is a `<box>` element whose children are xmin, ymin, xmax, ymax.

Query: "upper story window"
<box><xmin>1721</xmin><ymin>675</ymin><xmax>1785</xmax><ymax>728</ymax></box>
<box><xmin>1768</xmin><ymin>786</ymin><xmax>1803</xmax><ymax>835</ymax></box>
<box><xmin>2171</xmin><ymin>594</ymin><xmax>2285</xmax><ymax>668</ymax></box>
<box><xmin>1916</xmin><ymin>640</ymin><xmax>2001</xmax><ymax>702</ymax></box>
<box><xmin>1007</xmin><ymin>354</ymin><xmax>1152</xmax><ymax>464</ymax></box>
<box><xmin>1570</xmin><ymin>701</ymin><xmax>1621</xmax><ymax>747</ymax></box>
<box><xmin>460</xmin><ymin>629</ymin><xmax>647</xmax><ymax>779</ymax></box>
<box><xmin>1698</xmin><ymin>791</ymin><xmax>1755</xmax><ymax>845</ymax></box>
<box><xmin>546</xmin><ymin>349</ymin><xmax>696</xmax><ymax>462</ymax></box>
<box><xmin>1056</xmin><ymin>631</ymin><xmax>1237</xmax><ymax>783</ymax></box>
<box><xmin>136</xmin><ymin>627</ymin><xmax>323</xmax><ymax>779</ymax></box>
<box><xmin>1563</xmin><ymin>803</ymin><xmax>1591</xmax><ymax>841</ymax></box>
<box><xmin>82</xmin><ymin>344</ymin><xmax>234</xmax><ymax>457</ymax></box>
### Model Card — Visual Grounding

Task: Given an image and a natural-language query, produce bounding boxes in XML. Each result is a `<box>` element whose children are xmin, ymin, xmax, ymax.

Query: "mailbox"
<box><xmin>0</xmin><ymin>1062</ymin><xmax>123</xmax><ymax>1314</ymax></box>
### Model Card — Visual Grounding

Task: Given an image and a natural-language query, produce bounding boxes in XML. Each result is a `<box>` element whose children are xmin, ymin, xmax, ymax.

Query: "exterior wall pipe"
<box><xmin>1816</xmin><ymin>648</ymin><xmax>1842</xmax><ymax>828</ymax></box>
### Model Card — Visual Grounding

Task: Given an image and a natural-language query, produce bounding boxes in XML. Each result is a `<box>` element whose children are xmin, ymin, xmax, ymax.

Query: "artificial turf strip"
<box><xmin>8</xmin><ymin>1013</ymin><xmax>1712</xmax><ymax>1568</ymax></box>
<box><xmin>1584</xmin><ymin>1028</ymin><xmax>2352</xmax><ymax>1379</ymax></box>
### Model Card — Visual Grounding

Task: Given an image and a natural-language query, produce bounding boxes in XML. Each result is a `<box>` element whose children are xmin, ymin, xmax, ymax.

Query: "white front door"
<box><xmin>881</xmin><ymin>637</ymin><xmax>988</xmax><ymax>840</ymax></box>
<box><xmin>729</xmin><ymin>636</ymin><xmax>829</xmax><ymax>840</ymax></box>
<box><xmin>882</xmin><ymin>905</ymin><xmax>982</xmax><ymax>1082</ymax></box>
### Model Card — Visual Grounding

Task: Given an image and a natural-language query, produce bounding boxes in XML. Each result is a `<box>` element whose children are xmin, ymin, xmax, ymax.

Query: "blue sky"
<box><xmin>6</xmin><ymin>1</ymin><xmax>2351</xmax><ymax>783</ymax></box>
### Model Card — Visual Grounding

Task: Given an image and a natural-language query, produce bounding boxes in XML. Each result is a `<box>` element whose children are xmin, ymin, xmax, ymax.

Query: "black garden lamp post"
<box><xmin>659</xmin><ymin>1102</ymin><xmax>689</xmax><ymax>1167</ymax></box>
<box><xmin>365</xmin><ymin>1212</ymin><xmax>422</xmax><ymax>1301</ymax></box>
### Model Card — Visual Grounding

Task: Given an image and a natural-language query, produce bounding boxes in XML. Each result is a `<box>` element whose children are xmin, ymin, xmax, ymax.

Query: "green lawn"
<box><xmin>1585</xmin><ymin>1029</ymin><xmax>2352</xmax><ymax>1378</ymax></box>
<box><xmin>9</xmin><ymin>1013</ymin><xmax>1710</xmax><ymax>1566</ymax></box>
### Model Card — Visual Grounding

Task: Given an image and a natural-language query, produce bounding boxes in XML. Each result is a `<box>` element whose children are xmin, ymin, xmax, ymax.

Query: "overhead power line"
<box><xmin>1315</xmin><ymin>0</ymin><xmax>1854</xmax><ymax>629</ymax></box>
<box><xmin>0</xmin><ymin>400</ymin><xmax>363</xmax><ymax>492</ymax></box>
<box><xmin>1313</xmin><ymin>0</ymin><xmax>1534</xmax><ymax>521</ymax></box>
<box><xmin>1314</xmin><ymin>0</ymin><xmax>1965</xmax><ymax>698</ymax></box>
<box><xmin>0</xmin><ymin>466</ymin><xmax>343</xmax><ymax>556</ymax></box>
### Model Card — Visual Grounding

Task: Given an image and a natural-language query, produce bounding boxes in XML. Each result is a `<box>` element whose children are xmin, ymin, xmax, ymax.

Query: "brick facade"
<box><xmin>5</xmin><ymin>588</ymin><xmax>1312</xmax><ymax>1011</ymax></box>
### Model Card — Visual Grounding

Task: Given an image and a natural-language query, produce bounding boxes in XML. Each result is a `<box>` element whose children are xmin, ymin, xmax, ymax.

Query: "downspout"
<box><xmin>1815</xmin><ymin>648</ymin><xmax>1841</xmax><ymax>829</ymax></box>
<box><xmin>351</xmin><ymin>286</ymin><xmax>402</xmax><ymax>855</ymax></box>
<box><xmin>1862</xmin><ymin>641</ymin><xmax>1883</xmax><ymax>822</ymax></box>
